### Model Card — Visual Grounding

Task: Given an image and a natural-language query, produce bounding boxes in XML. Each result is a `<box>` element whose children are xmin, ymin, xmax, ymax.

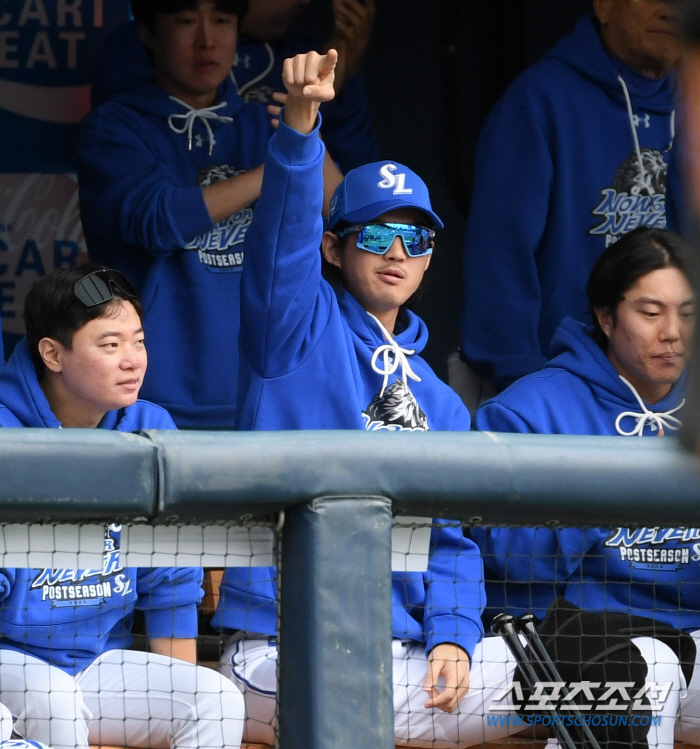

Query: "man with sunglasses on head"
<box><xmin>0</xmin><ymin>264</ymin><xmax>245</xmax><ymax>749</ymax></box>
<box><xmin>210</xmin><ymin>51</ymin><xmax>536</xmax><ymax>749</ymax></box>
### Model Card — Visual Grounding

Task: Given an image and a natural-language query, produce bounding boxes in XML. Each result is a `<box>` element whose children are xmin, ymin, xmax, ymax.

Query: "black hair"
<box><xmin>321</xmin><ymin>217</ymin><xmax>434</xmax><ymax>325</ymax></box>
<box><xmin>131</xmin><ymin>0</ymin><xmax>249</xmax><ymax>33</ymax></box>
<box><xmin>24</xmin><ymin>263</ymin><xmax>144</xmax><ymax>379</ymax></box>
<box><xmin>586</xmin><ymin>226</ymin><xmax>695</xmax><ymax>349</ymax></box>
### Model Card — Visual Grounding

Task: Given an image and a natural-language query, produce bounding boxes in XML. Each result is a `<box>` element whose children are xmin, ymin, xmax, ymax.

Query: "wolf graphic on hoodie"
<box><xmin>460</xmin><ymin>13</ymin><xmax>684</xmax><ymax>392</ymax></box>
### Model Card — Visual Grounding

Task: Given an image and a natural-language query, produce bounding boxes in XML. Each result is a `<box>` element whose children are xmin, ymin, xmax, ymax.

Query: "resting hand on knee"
<box><xmin>422</xmin><ymin>643</ymin><xmax>470</xmax><ymax>713</ymax></box>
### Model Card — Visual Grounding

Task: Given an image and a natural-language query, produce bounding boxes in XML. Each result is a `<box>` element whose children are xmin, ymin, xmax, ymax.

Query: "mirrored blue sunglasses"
<box><xmin>336</xmin><ymin>223</ymin><xmax>435</xmax><ymax>258</ymax></box>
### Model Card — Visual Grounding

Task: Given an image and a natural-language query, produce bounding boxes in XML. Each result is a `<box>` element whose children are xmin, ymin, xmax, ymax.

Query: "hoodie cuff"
<box><xmin>426</xmin><ymin>616</ymin><xmax>484</xmax><ymax>661</ymax></box>
<box><xmin>144</xmin><ymin>604</ymin><xmax>199</xmax><ymax>639</ymax></box>
<box><xmin>271</xmin><ymin>111</ymin><xmax>324</xmax><ymax>166</ymax></box>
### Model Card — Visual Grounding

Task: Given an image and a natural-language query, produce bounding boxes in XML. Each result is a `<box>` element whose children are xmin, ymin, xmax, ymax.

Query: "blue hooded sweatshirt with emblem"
<box><xmin>460</xmin><ymin>13</ymin><xmax>683</xmax><ymax>391</ymax></box>
<box><xmin>0</xmin><ymin>339</ymin><xmax>203</xmax><ymax>674</ymax></box>
<box><xmin>212</xmin><ymin>118</ymin><xmax>485</xmax><ymax>659</ymax></box>
<box><xmin>471</xmin><ymin>318</ymin><xmax>696</xmax><ymax>631</ymax></box>
<box><xmin>78</xmin><ymin>63</ymin><xmax>274</xmax><ymax>427</ymax></box>
<box><xmin>89</xmin><ymin>20</ymin><xmax>379</xmax><ymax>175</ymax></box>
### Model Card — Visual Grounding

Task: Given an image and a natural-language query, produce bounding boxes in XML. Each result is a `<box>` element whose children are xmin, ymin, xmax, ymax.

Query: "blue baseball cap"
<box><xmin>328</xmin><ymin>161</ymin><xmax>444</xmax><ymax>232</ymax></box>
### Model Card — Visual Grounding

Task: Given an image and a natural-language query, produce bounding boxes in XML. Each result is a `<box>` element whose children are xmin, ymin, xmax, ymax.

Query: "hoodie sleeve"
<box><xmin>474</xmin><ymin>400</ymin><xmax>536</xmax><ymax>433</ymax></box>
<box><xmin>460</xmin><ymin>98</ymin><xmax>553</xmax><ymax>391</ymax></box>
<box><xmin>136</xmin><ymin>567</ymin><xmax>203</xmax><ymax>639</ymax></box>
<box><xmin>422</xmin><ymin>522</ymin><xmax>485</xmax><ymax>659</ymax></box>
<box><xmin>211</xmin><ymin>566</ymin><xmax>277</xmax><ymax>636</ymax></box>
<box><xmin>78</xmin><ymin>107</ymin><xmax>215</xmax><ymax>257</ymax></box>
<box><xmin>470</xmin><ymin>527</ymin><xmax>605</xmax><ymax>595</ymax></box>
<box><xmin>239</xmin><ymin>115</ymin><xmax>330</xmax><ymax>379</ymax></box>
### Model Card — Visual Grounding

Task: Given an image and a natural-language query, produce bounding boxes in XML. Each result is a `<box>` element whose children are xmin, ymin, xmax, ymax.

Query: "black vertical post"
<box><xmin>278</xmin><ymin>497</ymin><xmax>394</xmax><ymax>749</ymax></box>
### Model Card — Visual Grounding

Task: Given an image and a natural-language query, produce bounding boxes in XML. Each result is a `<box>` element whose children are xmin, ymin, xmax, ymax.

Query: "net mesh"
<box><xmin>0</xmin><ymin>517</ymin><xmax>694</xmax><ymax>749</ymax></box>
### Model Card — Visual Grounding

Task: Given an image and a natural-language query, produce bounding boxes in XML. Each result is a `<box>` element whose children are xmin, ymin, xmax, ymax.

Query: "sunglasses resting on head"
<box><xmin>74</xmin><ymin>269</ymin><xmax>139</xmax><ymax>308</ymax></box>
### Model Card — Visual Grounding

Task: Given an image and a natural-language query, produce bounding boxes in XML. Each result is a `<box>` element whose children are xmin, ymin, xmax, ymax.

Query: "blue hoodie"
<box><xmin>0</xmin><ymin>339</ymin><xmax>203</xmax><ymax>674</ymax></box>
<box><xmin>472</xmin><ymin>318</ymin><xmax>697</xmax><ymax>630</ymax></box>
<box><xmin>78</xmin><ymin>64</ymin><xmax>274</xmax><ymax>427</ymax></box>
<box><xmin>89</xmin><ymin>21</ymin><xmax>379</xmax><ymax>174</ymax></box>
<box><xmin>213</xmin><ymin>119</ymin><xmax>484</xmax><ymax>658</ymax></box>
<box><xmin>461</xmin><ymin>13</ymin><xmax>683</xmax><ymax>391</ymax></box>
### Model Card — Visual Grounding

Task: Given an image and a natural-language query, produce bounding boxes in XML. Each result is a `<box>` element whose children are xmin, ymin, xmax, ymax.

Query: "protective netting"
<box><xmin>0</xmin><ymin>517</ymin><xmax>697</xmax><ymax>749</ymax></box>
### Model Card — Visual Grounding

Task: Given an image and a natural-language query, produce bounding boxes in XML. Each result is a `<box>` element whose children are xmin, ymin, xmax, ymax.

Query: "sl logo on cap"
<box><xmin>377</xmin><ymin>164</ymin><xmax>413</xmax><ymax>195</ymax></box>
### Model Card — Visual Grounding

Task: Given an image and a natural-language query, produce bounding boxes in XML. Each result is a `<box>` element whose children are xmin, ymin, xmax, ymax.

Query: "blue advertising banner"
<box><xmin>0</xmin><ymin>0</ymin><xmax>132</xmax><ymax>356</ymax></box>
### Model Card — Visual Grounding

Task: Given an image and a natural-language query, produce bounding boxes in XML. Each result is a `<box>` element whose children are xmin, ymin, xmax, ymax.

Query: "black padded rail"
<box><xmin>142</xmin><ymin>430</ymin><xmax>700</xmax><ymax>526</ymax></box>
<box><xmin>0</xmin><ymin>429</ymin><xmax>157</xmax><ymax>521</ymax></box>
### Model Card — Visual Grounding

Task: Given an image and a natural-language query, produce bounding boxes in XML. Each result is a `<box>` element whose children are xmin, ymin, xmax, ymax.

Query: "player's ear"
<box><xmin>38</xmin><ymin>338</ymin><xmax>64</xmax><ymax>374</ymax></box>
<box><xmin>137</xmin><ymin>22</ymin><xmax>155</xmax><ymax>51</ymax></box>
<box><xmin>422</xmin><ymin>245</ymin><xmax>433</xmax><ymax>273</ymax></box>
<box><xmin>594</xmin><ymin>306</ymin><xmax>613</xmax><ymax>339</ymax></box>
<box><xmin>593</xmin><ymin>0</ymin><xmax>612</xmax><ymax>25</ymax></box>
<box><xmin>321</xmin><ymin>231</ymin><xmax>343</xmax><ymax>269</ymax></box>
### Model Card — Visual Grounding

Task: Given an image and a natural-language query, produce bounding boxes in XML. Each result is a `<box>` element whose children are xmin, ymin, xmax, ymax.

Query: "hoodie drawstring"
<box><xmin>230</xmin><ymin>43</ymin><xmax>275</xmax><ymax>99</ymax></box>
<box><xmin>366</xmin><ymin>312</ymin><xmax>422</xmax><ymax>397</ymax></box>
<box><xmin>617</xmin><ymin>75</ymin><xmax>675</xmax><ymax>196</ymax></box>
<box><xmin>167</xmin><ymin>97</ymin><xmax>233</xmax><ymax>156</ymax></box>
<box><xmin>615</xmin><ymin>375</ymin><xmax>684</xmax><ymax>437</ymax></box>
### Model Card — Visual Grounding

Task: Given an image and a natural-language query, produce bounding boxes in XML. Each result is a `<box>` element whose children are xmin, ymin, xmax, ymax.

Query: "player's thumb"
<box><xmin>422</xmin><ymin>662</ymin><xmax>440</xmax><ymax>693</ymax></box>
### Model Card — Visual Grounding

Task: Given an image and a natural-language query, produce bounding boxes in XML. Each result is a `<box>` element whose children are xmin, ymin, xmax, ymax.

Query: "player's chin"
<box><xmin>110</xmin><ymin>391</ymin><xmax>141</xmax><ymax>410</ymax></box>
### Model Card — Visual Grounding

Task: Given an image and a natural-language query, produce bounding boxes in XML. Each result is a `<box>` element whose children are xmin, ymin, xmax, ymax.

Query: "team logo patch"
<box><xmin>377</xmin><ymin>164</ymin><xmax>413</xmax><ymax>195</ymax></box>
<box><xmin>605</xmin><ymin>527</ymin><xmax>700</xmax><ymax>571</ymax></box>
<box><xmin>589</xmin><ymin>148</ymin><xmax>667</xmax><ymax>248</ymax></box>
<box><xmin>30</xmin><ymin>524</ymin><xmax>130</xmax><ymax>607</ymax></box>
<box><xmin>186</xmin><ymin>164</ymin><xmax>253</xmax><ymax>273</ymax></box>
<box><xmin>363</xmin><ymin>379</ymin><xmax>429</xmax><ymax>431</ymax></box>
<box><xmin>239</xmin><ymin>84</ymin><xmax>274</xmax><ymax>104</ymax></box>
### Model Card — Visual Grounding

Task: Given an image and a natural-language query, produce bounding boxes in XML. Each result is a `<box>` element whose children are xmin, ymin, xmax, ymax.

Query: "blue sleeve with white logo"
<box><xmin>136</xmin><ymin>567</ymin><xmax>204</xmax><ymax>639</ymax></box>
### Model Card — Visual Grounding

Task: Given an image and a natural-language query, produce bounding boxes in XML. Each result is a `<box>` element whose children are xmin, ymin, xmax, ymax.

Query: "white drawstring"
<box><xmin>615</xmin><ymin>375</ymin><xmax>684</xmax><ymax>437</ymax></box>
<box><xmin>366</xmin><ymin>312</ymin><xmax>421</xmax><ymax>396</ymax></box>
<box><xmin>167</xmin><ymin>97</ymin><xmax>233</xmax><ymax>156</ymax></box>
<box><xmin>230</xmin><ymin>43</ymin><xmax>275</xmax><ymax>98</ymax></box>
<box><xmin>617</xmin><ymin>75</ymin><xmax>675</xmax><ymax>195</ymax></box>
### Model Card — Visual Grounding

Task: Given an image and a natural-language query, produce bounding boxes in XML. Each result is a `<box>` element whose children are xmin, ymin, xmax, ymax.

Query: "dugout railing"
<box><xmin>2</xmin><ymin>428</ymin><xmax>700</xmax><ymax>749</ymax></box>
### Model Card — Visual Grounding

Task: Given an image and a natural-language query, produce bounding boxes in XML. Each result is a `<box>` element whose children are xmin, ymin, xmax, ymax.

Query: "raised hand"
<box><xmin>282</xmin><ymin>50</ymin><xmax>338</xmax><ymax>102</ymax></box>
<box><xmin>281</xmin><ymin>50</ymin><xmax>338</xmax><ymax>134</ymax></box>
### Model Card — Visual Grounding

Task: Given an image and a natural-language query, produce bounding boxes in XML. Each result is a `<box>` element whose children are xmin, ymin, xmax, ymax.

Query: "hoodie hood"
<box><xmin>337</xmin><ymin>290</ymin><xmax>429</xmax><ymax>356</ymax></box>
<box><xmin>110</xmin><ymin>76</ymin><xmax>247</xmax><ymax>156</ymax></box>
<box><xmin>476</xmin><ymin>317</ymin><xmax>687</xmax><ymax>437</ymax></box>
<box><xmin>0</xmin><ymin>339</ymin><xmax>60</xmax><ymax>428</ymax></box>
<box><xmin>0</xmin><ymin>338</ymin><xmax>176</xmax><ymax>431</ymax></box>
<box><xmin>91</xmin><ymin>20</ymin><xmax>246</xmax><ymax>155</ymax></box>
<box><xmin>544</xmin><ymin>13</ymin><xmax>678</xmax><ymax>113</ymax></box>
<box><xmin>548</xmin><ymin>317</ymin><xmax>686</xmax><ymax>434</ymax></box>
